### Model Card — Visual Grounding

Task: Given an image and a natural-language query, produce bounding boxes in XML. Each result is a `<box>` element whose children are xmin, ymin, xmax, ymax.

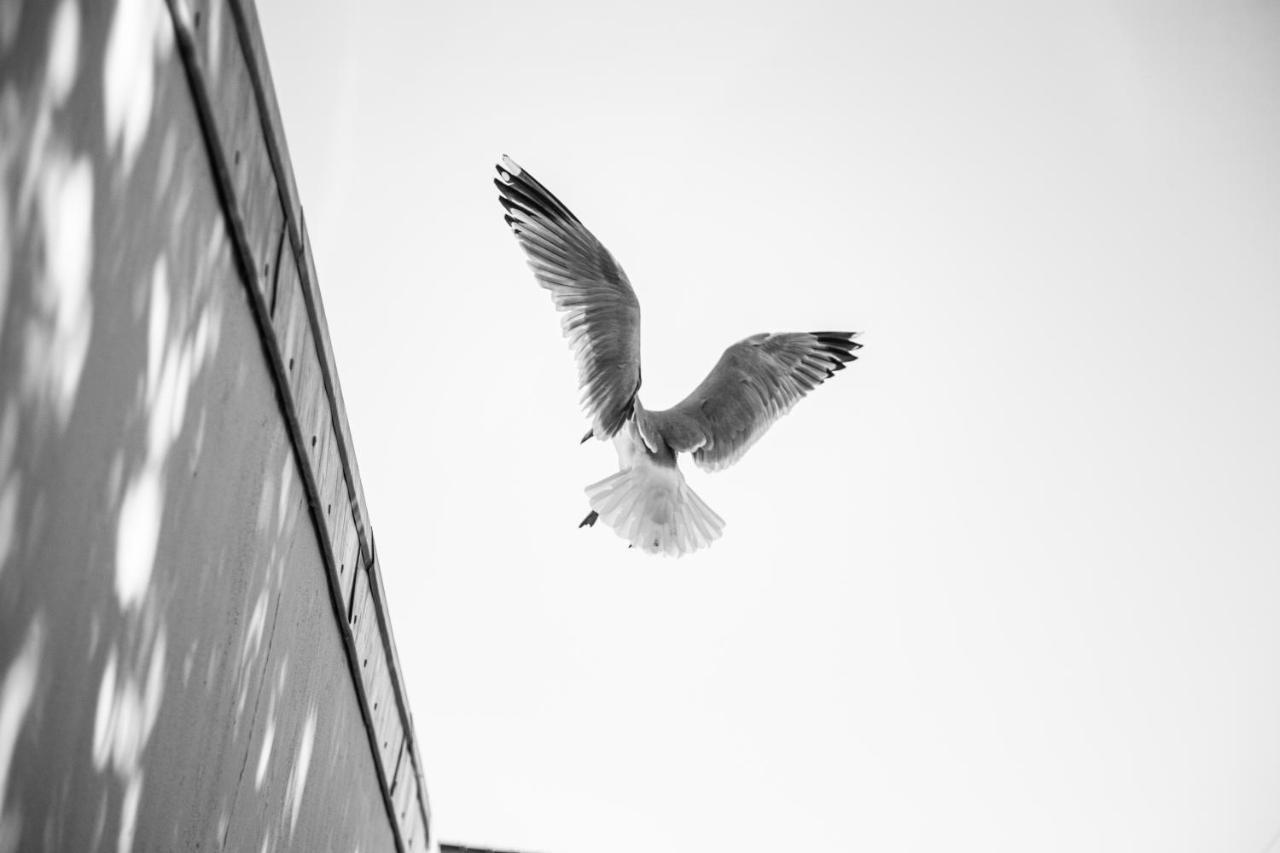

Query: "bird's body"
<box><xmin>583</xmin><ymin>416</ymin><xmax>724</xmax><ymax>556</ymax></box>
<box><xmin>496</xmin><ymin>156</ymin><xmax>861</xmax><ymax>556</ymax></box>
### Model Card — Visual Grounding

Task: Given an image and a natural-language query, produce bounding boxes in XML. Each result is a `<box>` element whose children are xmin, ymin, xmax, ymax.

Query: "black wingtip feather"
<box><xmin>811</xmin><ymin>332</ymin><xmax>862</xmax><ymax>364</ymax></box>
<box><xmin>497</xmin><ymin>179</ymin><xmax>562</xmax><ymax>224</ymax></box>
<box><xmin>494</xmin><ymin>158</ymin><xmax>584</xmax><ymax>227</ymax></box>
<box><xmin>496</xmin><ymin>192</ymin><xmax>527</xmax><ymax>216</ymax></box>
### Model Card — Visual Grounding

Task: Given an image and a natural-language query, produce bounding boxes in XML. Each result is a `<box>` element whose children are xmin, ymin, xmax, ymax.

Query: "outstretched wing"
<box><xmin>666</xmin><ymin>332</ymin><xmax>861</xmax><ymax>472</ymax></box>
<box><xmin>495</xmin><ymin>156</ymin><xmax>642</xmax><ymax>440</ymax></box>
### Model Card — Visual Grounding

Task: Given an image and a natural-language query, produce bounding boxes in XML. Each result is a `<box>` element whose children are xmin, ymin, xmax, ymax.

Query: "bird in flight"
<box><xmin>496</xmin><ymin>156</ymin><xmax>861</xmax><ymax>556</ymax></box>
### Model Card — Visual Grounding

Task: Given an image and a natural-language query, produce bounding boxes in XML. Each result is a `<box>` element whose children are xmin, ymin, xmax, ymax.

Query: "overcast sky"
<box><xmin>258</xmin><ymin>2</ymin><xmax>1280</xmax><ymax>851</ymax></box>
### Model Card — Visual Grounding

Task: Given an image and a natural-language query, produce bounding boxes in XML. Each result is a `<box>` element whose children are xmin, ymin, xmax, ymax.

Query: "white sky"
<box><xmin>258</xmin><ymin>2</ymin><xmax>1280</xmax><ymax>851</ymax></box>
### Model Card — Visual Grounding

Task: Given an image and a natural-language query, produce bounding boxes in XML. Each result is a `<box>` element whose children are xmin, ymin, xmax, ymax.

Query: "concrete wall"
<box><xmin>0</xmin><ymin>0</ymin><xmax>431</xmax><ymax>850</ymax></box>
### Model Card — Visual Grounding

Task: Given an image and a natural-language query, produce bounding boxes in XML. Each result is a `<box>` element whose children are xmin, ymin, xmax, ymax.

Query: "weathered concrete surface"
<box><xmin>0</xmin><ymin>0</ymin><xmax>430</xmax><ymax>850</ymax></box>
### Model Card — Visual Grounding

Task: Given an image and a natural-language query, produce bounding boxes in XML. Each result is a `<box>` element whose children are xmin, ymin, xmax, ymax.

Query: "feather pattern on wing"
<box><xmin>495</xmin><ymin>156</ymin><xmax>642</xmax><ymax>439</ymax></box>
<box><xmin>662</xmin><ymin>331</ymin><xmax>861</xmax><ymax>472</ymax></box>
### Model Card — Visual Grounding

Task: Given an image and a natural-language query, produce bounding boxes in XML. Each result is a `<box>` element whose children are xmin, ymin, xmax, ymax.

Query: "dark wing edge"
<box><xmin>495</xmin><ymin>156</ymin><xmax>642</xmax><ymax>439</ymax></box>
<box><xmin>672</xmin><ymin>331</ymin><xmax>861</xmax><ymax>472</ymax></box>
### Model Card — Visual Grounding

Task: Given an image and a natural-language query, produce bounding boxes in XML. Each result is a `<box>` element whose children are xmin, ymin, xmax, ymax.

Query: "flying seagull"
<box><xmin>495</xmin><ymin>155</ymin><xmax>861</xmax><ymax>556</ymax></box>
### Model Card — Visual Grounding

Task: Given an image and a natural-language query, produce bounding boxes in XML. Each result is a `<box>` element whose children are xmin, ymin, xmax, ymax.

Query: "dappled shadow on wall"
<box><xmin>0</xmin><ymin>1</ymin><xmax>319</xmax><ymax>851</ymax></box>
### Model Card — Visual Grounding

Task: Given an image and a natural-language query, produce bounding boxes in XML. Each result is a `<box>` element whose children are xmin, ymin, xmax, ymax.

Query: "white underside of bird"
<box><xmin>496</xmin><ymin>155</ymin><xmax>861</xmax><ymax>556</ymax></box>
<box><xmin>584</xmin><ymin>420</ymin><xmax>726</xmax><ymax>556</ymax></box>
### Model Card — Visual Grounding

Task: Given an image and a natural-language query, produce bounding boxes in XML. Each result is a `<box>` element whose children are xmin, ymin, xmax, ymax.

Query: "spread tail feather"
<box><xmin>584</xmin><ymin>463</ymin><xmax>724</xmax><ymax>556</ymax></box>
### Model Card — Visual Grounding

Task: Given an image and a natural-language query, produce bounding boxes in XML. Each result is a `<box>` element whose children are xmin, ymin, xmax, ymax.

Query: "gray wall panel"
<box><xmin>0</xmin><ymin>0</ymin><xmax>431</xmax><ymax>850</ymax></box>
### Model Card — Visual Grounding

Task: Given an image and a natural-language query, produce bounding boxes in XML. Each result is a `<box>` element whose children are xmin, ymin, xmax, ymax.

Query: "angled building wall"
<box><xmin>0</xmin><ymin>0</ymin><xmax>431</xmax><ymax>850</ymax></box>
